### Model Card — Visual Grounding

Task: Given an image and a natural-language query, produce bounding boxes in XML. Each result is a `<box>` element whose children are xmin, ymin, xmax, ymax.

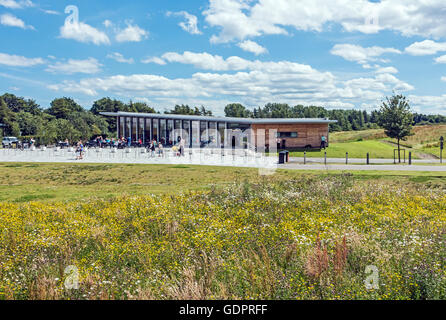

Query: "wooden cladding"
<box><xmin>252</xmin><ymin>123</ymin><xmax>329</xmax><ymax>148</ymax></box>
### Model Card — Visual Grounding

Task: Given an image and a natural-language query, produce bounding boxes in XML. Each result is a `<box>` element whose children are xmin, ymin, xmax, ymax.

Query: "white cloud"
<box><xmin>408</xmin><ymin>95</ymin><xmax>446</xmax><ymax>114</ymax></box>
<box><xmin>60</xmin><ymin>19</ymin><xmax>110</xmax><ymax>45</ymax></box>
<box><xmin>41</xmin><ymin>9</ymin><xmax>59</xmax><ymax>15</ymax></box>
<box><xmin>405</xmin><ymin>40</ymin><xmax>446</xmax><ymax>56</ymax></box>
<box><xmin>442</xmin><ymin>77</ymin><xmax>446</xmax><ymax>82</ymax></box>
<box><xmin>204</xmin><ymin>0</ymin><xmax>446</xmax><ymax>43</ymax></box>
<box><xmin>141</xmin><ymin>57</ymin><xmax>167</xmax><ymax>65</ymax></box>
<box><xmin>0</xmin><ymin>52</ymin><xmax>44</xmax><ymax>66</ymax></box>
<box><xmin>48</xmin><ymin>53</ymin><xmax>416</xmax><ymax>113</ymax></box>
<box><xmin>167</xmin><ymin>11</ymin><xmax>202</xmax><ymax>35</ymax></box>
<box><xmin>330</xmin><ymin>44</ymin><xmax>401</xmax><ymax>64</ymax></box>
<box><xmin>106</xmin><ymin>52</ymin><xmax>134</xmax><ymax>64</ymax></box>
<box><xmin>115</xmin><ymin>23</ymin><xmax>148</xmax><ymax>43</ymax></box>
<box><xmin>375</xmin><ymin>66</ymin><xmax>398</xmax><ymax>74</ymax></box>
<box><xmin>103</xmin><ymin>20</ymin><xmax>113</xmax><ymax>28</ymax></box>
<box><xmin>238</xmin><ymin>40</ymin><xmax>267</xmax><ymax>55</ymax></box>
<box><xmin>0</xmin><ymin>0</ymin><xmax>33</xmax><ymax>9</ymax></box>
<box><xmin>0</xmin><ymin>13</ymin><xmax>34</xmax><ymax>29</ymax></box>
<box><xmin>45</xmin><ymin>57</ymin><xmax>102</xmax><ymax>74</ymax></box>
<box><xmin>435</xmin><ymin>55</ymin><xmax>446</xmax><ymax>64</ymax></box>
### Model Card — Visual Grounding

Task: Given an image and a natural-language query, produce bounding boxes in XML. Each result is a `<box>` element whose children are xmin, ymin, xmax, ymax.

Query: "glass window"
<box><xmin>159</xmin><ymin>119</ymin><xmax>167</xmax><ymax>145</ymax></box>
<box><xmin>119</xmin><ymin>117</ymin><xmax>125</xmax><ymax>139</ymax></box>
<box><xmin>200</xmin><ymin>121</ymin><xmax>208</xmax><ymax>143</ymax></box>
<box><xmin>126</xmin><ymin>117</ymin><xmax>131</xmax><ymax>140</ymax></box>
<box><xmin>182</xmin><ymin>120</ymin><xmax>190</xmax><ymax>146</ymax></box>
<box><xmin>174</xmin><ymin>120</ymin><xmax>181</xmax><ymax>130</ymax></box>
<box><xmin>191</xmin><ymin>121</ymin><xmax>200</xmax><ymax>147</ymax></box>
<box><xmin>208</xmin><ymin>122</ymin><xmax>217</xmax><ymax>147</ymax></box>
<box><xmin>218</xmin><ymin>123</ymin><xmax>226</xmax><ymax>147</ymax></box>
<box><xmin>277</xmin><ymin>132</ymin><xmax>298</xmax><ymax>138</ymax></box>
<box><xmin>167</xmin><ymin>120</ymin><xmax>174</xmax><ymax>146</ymax></box>
<box><xmin>144</xmin><ymin>118</ymin><xmax>151</xmax><ymax>143</ymax></box>
<box><xmin>132</xmin><ymin>118</ymin><xmax>138</xmax><ymax>141</ymax></box>
<box><xmin>152</xmin><ymin>119</ymin><xmax>158</xmax><ymax>142</ymax></box>
<box><xmin>138</xmin><ymin>118</ymin><xmax>144</xmax><ymax>142</ymax></box>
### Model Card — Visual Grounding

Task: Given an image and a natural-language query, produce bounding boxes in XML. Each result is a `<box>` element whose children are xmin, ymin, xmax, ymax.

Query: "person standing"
<box><xmin>179</xmin><ymin>137</ymin><xmax>185</xmax><ymax>156</ymax></box>
<box><xmin>150</xmin><ymin>139</ymin><xmax>156</xmax><ymax>157</ymax></box>
<box><xmin>76</xmin><ymin>140</ymin><xmax>84</xmax><ymax>160</ymax></box>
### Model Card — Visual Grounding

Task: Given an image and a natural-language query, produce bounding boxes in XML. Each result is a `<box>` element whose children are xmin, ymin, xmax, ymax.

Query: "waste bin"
<box><xmin>284</xmin><ymin>150</ymin><xmax>290</xmax><ymax>163</ymax></box>
<box><xmin>279</xmin><ymin>151</ymin><xmax>286</xmax><ymax>164</ymax></box>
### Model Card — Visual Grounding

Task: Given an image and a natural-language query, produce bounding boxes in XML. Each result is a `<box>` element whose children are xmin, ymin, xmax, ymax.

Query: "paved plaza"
<box><xmin>1</xmin><ymin>147</ymin><xmax>445</xmax><ymax>171</ymax></box>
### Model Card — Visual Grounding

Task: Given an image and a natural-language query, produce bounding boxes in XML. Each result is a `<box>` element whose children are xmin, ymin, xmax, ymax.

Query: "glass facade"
<box><xmin>167</xmin><ymin>120</ymin><xmax>174</xmax><ymax>146</ymax></box>
<box><xmin>119</xmin><ymin>117</ymin><xmax>125</xmax><ymax>139</ymax></box>
<box><xmin>159</xmin><ymin>119</ymin><xmax>166</xmax><ymax>145</ymax></box>
<box><xmin>200</xmin><ymin>121</ymin><xmax>208</xmax><ymax>143</ymax></box>
<box><xmin>209</xmin><ymin>122</ymin><xmax>217</xmax><ymax>147</ymax></box>
<box><xmin>152</xmin><ymin>119</ymin><xmax>158</xmax><ymax>142</ymax></box>
<box><xmin>138</xmin><ymin>118</ymin><xmax>144</xmax><ymax>142</ymax></box>
<box><xmin>218</xmin><ymin>122</ymin><xmax>226</xmax><ymax>147</ymax></box>
<box><xmin>191</xmin><ymin>121</ymin><xmax>200</xmax><ymax>147</ymax></box>
<box><xmin>144</xmin><ymin>118</ymin><xmax>151</xmax><ymax>142</ymax></box>
<box><xmin>125</xmin><ymin>117</ymin><xmax>131</xmax><ymax>140</ymax></box>
<box><xmin>132</xmin><ymin>118</ymin><xmax>138</xmax><ymax>142</ymax></box>
<box><xmin>116</xmin><ymin>116</ymin><xmax>261</xmax><ymax>149</ymax></box>
<box><xmin>183</xmin><ymin>120</ymin><xmax>190</xmax><ymax>146</ymax></box>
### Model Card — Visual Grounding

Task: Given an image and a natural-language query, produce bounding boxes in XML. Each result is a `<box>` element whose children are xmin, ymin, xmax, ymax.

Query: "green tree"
<box><xmin>47</xmin><ymin>97</ymin><xmax>83</xmax><ymax>119</ymax></box>
<box><xmin>1</xmin><ymin>93</ymin><xmax>42</xmax><ymax>115</ymax></box>
<box><xmin>91</xmin><ymin>98</ymin><xmax>128</xmax><ymax>134</ymax></box>
<box><xmin>16</xmin><ymin>112</ymin><xmax>43</xmax><ymax>136</ymax></box>
<box><xmin>224</xmin><ymin>103</ymin><xmax>252</xmax><ymax>118</ymax></box>
<box><xmin>378</xmin><ymin>94</ymin><xmax>414</xmax><ymax>163</ymax></box>
<box><xmin>165</xmin><ymin>104</ymin><xmax>212</xmax><ymax>116</ymax></box>
<box><xmin>128</xmin><ymin>101</ymin><xmax>157</xmax><ymax>114</ymax></box>
<box><xmin>0</xmin><ymin>97</ymin><xmax>16</xmax><ymax>136</ymax></box>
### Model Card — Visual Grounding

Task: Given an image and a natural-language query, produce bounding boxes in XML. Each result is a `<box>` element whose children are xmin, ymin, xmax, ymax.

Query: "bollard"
<box><xmin>304</xmin><ymin>151</ymin><xmax>306</xmax><ymax>165</ymax></box>
<box><xmin>409</xmin><ymin>152</ymin><xmax>412</xmax><ymax>165</ymax></box>
<box><xmin>324</xmin><ymin>151</ymin><xmax>327</xmax><ymax>165</ymax></box>
<box><xmin>346</xmin><ymin>152</ymin><xmax>349</xmax><ymax>165</ymax></box>
<box><xmin>367</xmin><ymin>153</ymin><xmax>370</xmax><ymax>165</ymax></box>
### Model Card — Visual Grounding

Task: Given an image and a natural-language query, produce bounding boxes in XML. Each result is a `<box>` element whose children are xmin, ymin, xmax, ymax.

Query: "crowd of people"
<box><xmin>70</xmin><ymin>136</ymin><xmax>187</xmax><ymax>160</ymax></box>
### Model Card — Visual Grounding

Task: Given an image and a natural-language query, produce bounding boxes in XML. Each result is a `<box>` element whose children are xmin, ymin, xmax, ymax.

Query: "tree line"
<box><xmin>1</xmin><ymin>92</ymin><xmax>445</xmax><ymax>144</ymax></box>
<box><xmin>224</xmin><ymin>103</ymin><xmax>446</xmax><ymax>132</ymax></box>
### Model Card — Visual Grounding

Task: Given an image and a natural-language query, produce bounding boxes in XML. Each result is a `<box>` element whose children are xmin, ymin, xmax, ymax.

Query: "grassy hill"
<box><xmin>290</xmin><ymin>124</ymin><xmax>446</xmax><ymax>159</ymax></box>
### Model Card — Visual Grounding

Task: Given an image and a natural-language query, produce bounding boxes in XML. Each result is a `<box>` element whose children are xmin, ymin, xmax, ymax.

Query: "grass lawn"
<box><xmin>288</xmin><ymin>140</ymin><xmax>412</xmax><ymax>159</ymax></box>
<box><xmin>1</xmin><ymin>162</ymin><xmax>446</xmax><ymax>203</ymax></box>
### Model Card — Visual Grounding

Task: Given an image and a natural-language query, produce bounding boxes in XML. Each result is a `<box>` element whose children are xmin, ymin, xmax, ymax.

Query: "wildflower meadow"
<box><xmin>0</xmin><ymin>175</ymin><xmax>445</xmax><ymax>300</ymax></box>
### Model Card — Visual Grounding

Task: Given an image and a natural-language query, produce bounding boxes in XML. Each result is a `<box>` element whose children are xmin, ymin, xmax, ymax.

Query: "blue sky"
<box><xmin>1</xmin><ymin>0</ymin><xmax>446</xmax><ymax>115</ymax></box>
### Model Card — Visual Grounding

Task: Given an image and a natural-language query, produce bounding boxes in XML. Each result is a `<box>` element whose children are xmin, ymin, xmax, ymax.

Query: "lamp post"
<box><xmin>440</xmin><ymin>136</ymin><xmax>444</xmax><ymax>164</ymax></box>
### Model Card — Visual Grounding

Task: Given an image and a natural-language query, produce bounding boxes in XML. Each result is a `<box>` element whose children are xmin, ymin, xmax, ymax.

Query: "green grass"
<box><xmin>289</xmin><ymin>140</ymin><xmax>411</xmax><ymax>159</ymax></box>
<box><xmin>325</xmin><ymin>125</ymin><xmax>445</xmax><ymax>159</ymax></box>
<box><xmin>1</xmin><ymin>162</ymin><xmax>446</xmax><ymax>203</ymax></box>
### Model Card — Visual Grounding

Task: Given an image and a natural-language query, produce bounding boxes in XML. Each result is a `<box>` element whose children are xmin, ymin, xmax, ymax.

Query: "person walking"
<box><xmin>321</xmin><ymin>135</ymin><xmax>327</xmax><ymax>150</ymax></box>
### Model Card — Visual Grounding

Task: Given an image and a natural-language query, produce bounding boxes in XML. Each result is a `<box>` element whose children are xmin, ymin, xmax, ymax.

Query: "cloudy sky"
<box><xmin>1</xmin><ymin>0</ymin><xmax>446</xmax><ymax>115</ymax></box>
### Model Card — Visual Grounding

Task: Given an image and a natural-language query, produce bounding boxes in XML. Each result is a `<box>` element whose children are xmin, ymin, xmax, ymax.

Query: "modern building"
<box><xmin>101</xmin><ymin>112</ymin><xmax>337</xmax><ymax>149</ymax></box>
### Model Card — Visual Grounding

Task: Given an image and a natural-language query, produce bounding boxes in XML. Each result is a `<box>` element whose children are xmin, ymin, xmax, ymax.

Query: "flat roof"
<box><xmin>101</xmin><ymin>112</ymin><xmax>337</xmax><ymax>124</ymax></box>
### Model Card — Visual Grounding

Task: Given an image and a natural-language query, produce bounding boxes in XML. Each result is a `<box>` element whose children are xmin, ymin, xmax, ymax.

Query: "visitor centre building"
<box><xmin>101</xmin><ymin>112</ymin><xmax>337</xmax><ymax>149</ymax></box>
